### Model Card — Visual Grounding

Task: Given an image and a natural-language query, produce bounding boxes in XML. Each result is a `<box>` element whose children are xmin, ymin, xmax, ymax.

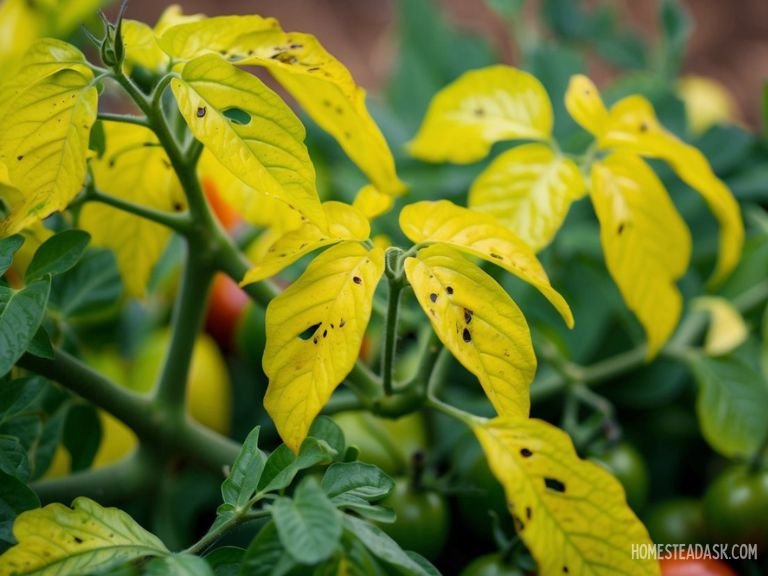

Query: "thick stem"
<box><xmin>381</xmin><ymin>268</ymin><xmax>405</xmax><ymax>396</ymax></box>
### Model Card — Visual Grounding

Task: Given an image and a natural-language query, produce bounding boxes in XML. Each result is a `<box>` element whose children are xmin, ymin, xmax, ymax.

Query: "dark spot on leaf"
<box><xmin>173</xmin><ymin>202</ymin><xmax>183</xmax><ymax>212</ymax></box>
<box><xmin>520</xmin><ymin>448</ymin><xmax>533</xmax><ymax>458</ymax></box>
<box><xmin>16</xmin><ymin>155</ymin><xmax>22</xmax><ymax>161</ymax></box>
<box><xmin>330</xmin><ymin>323</ymin><xmax>335</xmax><ymax>329</ymax></box>
<box><xmin>353</xmin><ymin>276</ymin><xmax>362</xmax><ymax>285</ymax></box>
<box><xmin>279</xmin><ymin>253</ymin><xmax>287</xmax><ymax>257</ymax></box>
<box><xmin>544</xmin><ymin>477</ymin><xmax>566</xmax><ymax>493</ymax></box>
<box><xmin>462</xmin><ymin>328</ymin><xmax>472</xmax><ymax>343</ymax></box>
<box><xmin>617</xmin><ymin>222</ymin><xmax>625</xmax><ymax>235</ymax></box>
<box><xmin>464</xmin><ymin>308</ymin><xmax>473</xmax><ymax>323</ymax></box>
<box><xmin>299</xmin><ymin>323</ymin><xmax>321</xmax><ymax>341</ymax></box>
<box><xmin>563</xmin><ymin>567</ymin><xmax>569</xmax><ymax>574</ymax></box>
<box><xmin>323</xmin><ymin>329</ymin><xmax>327</xmax><ymax>338</ymax></box>
<box><xmin>339</xmin><ymin>319</ymin><xmax>346</xmax><ymax>328</ymax></box>
<box><xmin>308</xmin><ymin>66</ymin><xmax>320</xmax><ymax>72</ymax></box>
<box><xmin>313</xmin><ymin>337</ymin><xmax>318</xmax><ymax>344</ymax></box>
<box><xmin>474</xmin><ymin>107</ymin><xmax>485</xmax><ymax>117</ymax></box>
<box><xmin>429</xmin><ymin>293</ymin><xmax>438</xmax><ymax>303</ymax></box>
<box><xmin>639</xmin><ymin>121</ymin><xmax>648</xmax><ymax>132</ymax></box>
<box><xmin>490</xmin><ymin>252</ymin><xmax>503</xmax><ymax>260</ymax></box>
<box><xmin>73</xmin><ymin>536</ymin><xmax>83</xmax><ymax>544</ymax></box>
<box><xmin>526</xmin><ymin>506</ymin><xmax>532</xmax><ymax>521</ymax></box>
<box><xmin>446</xmin><ymin>286</ymin><xmax>454</xmax><ymax>295</ymax></box>
<box><xmin>336</xmin><ymin>106</ymin><xmax>343</xmax><ymax>115</ymax></box>
<box><xmin>512</xmin><ymin>514</ymin><xmax>525</xmax><ymax>532</ymax></box>
<box><xmin>323</xmin><ymin>99</ymin><xmax>331</xmax><ymax>107</ymax></box>
<box><xmin>196</xmin><ymin>106</ymin><xmax>206</xmax><ymax>118</ymax></box>
<box><xmin>247</xmin><ymin>49</ymin><xmax>254</xmax><ymax>56</ymax></box>
<box><xmin>289</xmin><ymin>43</ymin><xmax>304</xmax><ymax>49</ymax></box>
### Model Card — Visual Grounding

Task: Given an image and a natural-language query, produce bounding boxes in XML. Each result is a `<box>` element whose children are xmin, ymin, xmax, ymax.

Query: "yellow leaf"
<box><xmin>473</xmin><ymin>417</ymin><xmax>659</xmax><ymax>576</ymax></box>
<box><xmin>468</xmin><ymin>143</ymin><xmax>585</xmax><ymax>251</ymax></box>
<box><xmin>352</xmin><ymin>184</ymin><xmax>393</xmax><ymax>220</ymax></box>
<box><xmin>242</xmin><ymin>201</ymin><xmax>370</xmax><ymax>285</ymax></box>
<box><xmin>408</xmin><ymin>65</ymin><xmax>553</xmax><ymax>163</ymax></box>
<box><xmin>122</xmin><ymin>19</ymin><xmax>169</xmax><ymax>74</ymax></box>
<box><xmin>159</xmin><ymin>17</ymin><xmax>405</xmax><ymax>197</ymax></box>
<box><xmin>399</xmin><ymin>200</ymin><xmax>573</xmax><ymax>327</ymax></box>
<box><xmin>0</xmin><ymin>40</ymin><xmax>97</xmax><ymax>236</ymax></box>
<box><xmin>564</xmin><ymin>74</ymin><xmax>609</xmax><ymax>138</ymax></box>
<box><xmin>404</xmin><ymin>245</ymin><xmax>534</xmax><ymax>418</ymax></box>
<box><xmin>0</xmin><ymin>0</ymin><xmax>42</xmax><ymax>76</ymax></box>
<box><xmin>677</xmin><ymin>74</ymin><xmax>737</xmax><ymax>135</ymax></box>
<box><xmin>591</xmin><ymin>154</ymin><xmax>691</xmax><ymax>358</ymax></box>
<box><xmin>693</xmin><ymin>296</ymin><xmax>748</xmax><ymax>356</ymax></box>
<box><xmin>171</xmin><ymin>54</ymin><xmax>325</xmax><ymax>228</ymax></box>
<box><xmin>153</xmin><ymin>4</ymin><xmax>204</xmax><ymax>35</ymax></box>
<box><xmin>264</xmin><ymin>242</ymin><xmax>384</xmax><ymax>452</ymax></box>
<box><xmin>79</xmin><ymin>122</ymin><xmax>184</xmax><ymax>297</ymax></box>
<box><xmin>0</xmin><ymin>497</ymin><xmax>168</xmax><ymax>576</ymax></box>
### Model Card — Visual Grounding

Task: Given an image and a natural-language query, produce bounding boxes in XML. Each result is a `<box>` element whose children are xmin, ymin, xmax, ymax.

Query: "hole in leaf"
<box><xmin>544</xmin><ymin>477</ymin><xmax>566</xmax><ymax>493</ymax></box>
<box><xmin>299</xmin><ymin>323</ymin><xmax>321</xmax><ymax>341</ymax></box>
<box><xmin>223</xmin><ymin>107</ymin><xmax>251</xmax><ymax>125</ymax></box>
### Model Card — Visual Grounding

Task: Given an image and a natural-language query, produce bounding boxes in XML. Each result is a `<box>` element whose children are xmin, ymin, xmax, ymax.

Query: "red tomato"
<box><xmin>203</xmin><ymin>176</ymin><xmax>242</xmax><ymax>231</ymax></box>
<box><xmin>205</xmin><ymin>273</ymin><xmax>249</xmax><ymax>350</ymax></box>
<box><xmin>659</xmin><ymin>558</ymin><xmax>737</xmax><ymax>576</ymax></box>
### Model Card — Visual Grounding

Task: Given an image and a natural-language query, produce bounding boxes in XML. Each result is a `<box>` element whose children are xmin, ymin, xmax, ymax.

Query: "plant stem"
<box><xmin>88</xmin><ymin>188</ymin><xmax>192</xmax><ymax>233</ymax></box>
<box><xmin>381</xmin><ymin>251</ymin><xmax>406</xmax><ymax>396</ymax></box>
<box><xmin>97</xmin><ymin>112</ymin><xmax>150</xmax><ymax>127</ymax></box>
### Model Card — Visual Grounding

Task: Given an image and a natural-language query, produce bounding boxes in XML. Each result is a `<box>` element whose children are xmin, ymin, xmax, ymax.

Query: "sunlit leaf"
<box><xmin>693</xmin><ymin>297</ymin><xmax>748</xmax><ymax>356</ymax></box>
<box><xmin>264</xmin><ymin>242</ymin><xmax>384</xmax><ymax>452</ymax></box>
<box><xmin>79</xmin><ymin>122</ymin><xmax>184</xmax><ymax>297</ymax></box>
<box><xmin>160</xmin><ymin>16</ymin><xmax>405</xmax><ymax>197</ymax></box>
<box><xmin>353</xmin><ymin>185</ymin><xmax>394</xmax><ymax>220</ymax></box>
<box><xmin>473</xmin><ymin>417</ymin><xmax>659</xmax><ymax>576</ymax></box>
<box><xmin>400</xmin><ymin>200</ymin><xmax>573</xmax><ymax>326</ymax></box>
<box><xmin>242</xmin><ymin>201</ymin><xmax>370</xmax><ymax>285</ymax></box>
<box><xmin>564</xmin><ymin>74</ymin><xmax>609</xmax><ymax>138</ymax></box>
<box><xmin>468</xmin><ymin>143</ymin><xmax>585</xmax><ymax>251</ymax></box>
<box><xmin>591</xmin><ymin>154</ymin><xmax>691</xmax><ymax>358</ymax></box>
<box><xmin>171</xmin><ymin>54</ymin><xmax>325</xmax><ymax>227</ymax></box>
<box><xmin>404</xmin><ymin>245</ymin><xmax>535</xmax><ymax>418</ymax></box>
<box><xmin>0</xmin><ymin>497</ymin><xmax>168</xmax><ymax>575</ymax></box>
<box><xmin>121</xmin><ymin>20</ymin><xmax>169</xmax><ymax>73</ymax></box>
<box><xmin>0</xmin><ymin>40</ymin><xmax>97</xmax><ymax>236</ymax></box>
<box><xmin>408</xmin><ymin>65</ymin><xmax>553</xmax><ymax>163</ymax></box>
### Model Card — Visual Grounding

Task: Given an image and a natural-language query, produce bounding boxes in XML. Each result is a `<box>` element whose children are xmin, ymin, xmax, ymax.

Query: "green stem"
<box><xmin>382</xmin><ymin>253</ymin><xmax>406</xmax><ymax>396</ymax></box>
<box><xmin>88</xmin><ymin>188</ymin><xmax>192</xmax><ymax>233</ymax></box>
<box><xmin>97</xmin><ymin>112</ymin><xmax>150</xmax><ymax>127</ymax></box>
<box><xmin>184</xmin><ymin>507</ymin><xmax>271</xmax><ymax>555</ymax></box>
<box><xmin>425</xmin><ymin>396</ymin><xmax>482</xmax><ymax>427</ymax></box>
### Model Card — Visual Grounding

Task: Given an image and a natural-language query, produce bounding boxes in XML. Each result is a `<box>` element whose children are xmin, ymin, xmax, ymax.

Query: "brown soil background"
<box><xmin>124</xmin><ymin>0</ymin><xmax>768</xmax><ymax>127</ymax></box>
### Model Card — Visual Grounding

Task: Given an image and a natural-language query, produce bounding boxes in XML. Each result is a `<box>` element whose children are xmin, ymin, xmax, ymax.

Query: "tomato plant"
<box><xmin>0</xmin><ymin>0</ymin><xmax>766</xmax><ymax>575</ymax></box>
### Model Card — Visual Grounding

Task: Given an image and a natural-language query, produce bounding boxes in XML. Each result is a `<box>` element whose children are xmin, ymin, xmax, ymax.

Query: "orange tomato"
<box><xmin>659</xmin><ymin>558</ymin><xmax>737</xmax><ymax>576</ymax></box>
<box><xmin>203</xmin><ymin>176</ymin><xmax>242</xmax><ymax>231</ymax></box>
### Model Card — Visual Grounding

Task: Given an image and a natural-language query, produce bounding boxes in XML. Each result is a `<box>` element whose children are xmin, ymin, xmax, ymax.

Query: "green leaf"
<box><xmin>145</xmin><ymin>554</ymin><xmax>214</xmax><ymax>576</ymax></box>
<box><xmin>31</xmin><ymin>402</ymin><xmax>68</xmax><ymax>481</ymax></box>
<box><xmin>272</xmin><ymin>477</ymin><xmax>342</xmax><ymax>565</ymax></box>
<box><xmin>0</xmin><ymin>277</ymin><xmax>50</xmax><ymax>378</ymax></box>
<box><xmin>25</xmin><ymin>326</ymin><xmax>53</xmax><ymax>360</ymax></box>
<box><xmin>221</xmin><ymin>427</ymin><xmax>267</xmax><ymax>509</ymax></box>
<box><xmin>342</xmin><ymin>516</ymin><xmax>432</xmax><ymax>576</ymax></box>
<box><xmin>0</xmin><ymin>496</ymin><xmax>168</xmax><ymax>575</ymax></box>
<box><xmin>88</xmin><ymin>119</ymin><xmax>106</xmax><ymax>159</ymax></box>
<box><xmin>321</xmin><ymin>462</ymin><xmax>393</xmax><ymax>503</ymax></box>
<box><xmin>0</xmin><ymin>472</ymin><xmax>39</xmax><ymax>548</ymax></box>
<box><xmin>689</xmin><ymin>349</ymin><xmax>768</xmax><ymax>459</ymax></box>
<box><xmin>49</xmin><ymin>249</ymin><xmax>121</xmax><ymax>321</ymax></box>
<box><xmin>258</xmin><ymin>437</ymin><xmax>337</xmax><ymax>494</ymax></box>
<box><xmin>63</xmin><ymin>404</ymin><xmax>101</xmax><ymax>472</ymax></box>
<box><xmin>202</xmin><ymin>546</ymin><xmax>244</xmax><ymax>576</ymax></box>
<box><xmin>659</xmin><ymin>0</ymin><xmax>691</xmax><ymax>77</ymax></box>
<box><xmin>0</xmin><ymin>235</ymin><xmax>24</xmax><ymax>276</ymax></box>
<box><xmin>240</xmin><ymin>521</ymin><xmax>296</xmax><ymax>576</ymax></box>
<box><xmin>0</xmin><ymin>377</ymin><xmax>44</xmax><ymax>423</ymax></box>
<box><xmin>170</xmin><ymin>55</ymin><xmax>324</xmax><ymax>227</ymax></box>
<box><xmin>404</xmin><ymin>245</ymin><xmax>535</xmax><ymax>419</ymax></box>
<box><xmin>307</xmin><ymin>416</ymin><xmax>345</xmax><ymax>458</ymax></box>
<box><xmin>25</xmin><ymin>230</ymin><xmax>89</xmax><ymax>282</ymax></box>
<box><xmin>0</xmin><ymin>40</ymin><xmax>98</xmax><ymax>236</ymax></box>
<box><xmin>0</xmin><ymin>436</ymin><xmax>29</xmax><ymax>482</ymax></box>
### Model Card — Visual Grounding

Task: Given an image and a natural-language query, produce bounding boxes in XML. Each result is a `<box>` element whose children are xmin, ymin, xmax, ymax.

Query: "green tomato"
<box><xmin>592</xmin><ymin>442</ymin><xmax>649</xmax><ymax>510</ymax></box>
<box><xmin>703</xmin><ymin>466</ymin><xmax>768</xmax><ymax>552</ymax></box>
<box><xmin>331</xmin><ymin>411</ymin><xmax>427</xmax><ymax>475</ymax></box>
<box><xmin>377</xmin><ymin>478</ymin><xmax>449</xmax><ymax>561</ymax></box>
<box><xmin>644</xmin><ymin>499</ymin><xmax>706</xmax><ymax>545</ymax></box>
<box><xmin>460</xmin><ymin>554</ymin><xmax>525</xmax><ymax>576</ymax></box>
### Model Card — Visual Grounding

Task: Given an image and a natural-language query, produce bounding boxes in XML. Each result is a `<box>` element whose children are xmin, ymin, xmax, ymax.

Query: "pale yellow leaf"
<box><xmin>0</xmin><ymin>497</ymin><xmax>168</xmax><ymax>576</ymax></box>
<box><xmin>591</xmin><ymin>154</ymin><xmax>692</xmax><ymax>358</ymax></box>
<box><xmin>153</xmin><ymin>4</ymin><xmax>204</xmax><ymax>35</ymax></box>
<box><xmin>122</xmin><ymin>19</ymin><xmax>169</xmax><ymax>73</ymax></box>
<box><xmin>408</xmin><ymin>65</ymin><xmax>553</xmax><ymax>163</ymax></box>
<box><xmin>399</xmin><ymin>200</ymin><xmax>573</xmax><ymax>327</ymax></box>
<box><xmin>473</xmin><ymin>417</ymin><xmax>659</xmax><ymax>576</ymax></box>
<box><xmin>264</xmin><ymin>242</ymin><xmax>384</xmax><ymax>452</ymax></box>
<box><xmin>564</xmin><ymin>74</ymin><xmax>609</xmax><ymax>138</ymax></box>
<box><xmin>352</xmin><ymin>184</ymin><xmax>393</xmax><ymax>220</ymax></box>
<box><xmin>79</xmin><ymin>122</ymin><xmax>184</xmax><ymax>297</ymax></box>
<box><xmin>170</xmin><ymin>54</ymin><xmax>325</xmax><ymax>228</ymax></box>
<box><xmin>404</xmin><ymin>245</ymin><xmax>534</xmax><ymax>418</ymax></box>
<box><xmin>677</xmin><ymin>74</ymin><xmax>737</xmax><ymax>135</ymax></box>
<box><xmin>0</xmin><ymin>40</ymin><xmax>97</xmax><ymax>236</ymax></box>
<box><xmin>242</xmin><ymin>201</ymin><xmax>370</xmax><ymax>285</ymax></box>
<box><xmin>468</xmin><ymin>143</ymin><xmax>585</xmax><ymax>251</ymax></box>
<box><xmin>694</xmin><ymin>296</ymin><xmax>749</xmax><ymax>356</ymax></box>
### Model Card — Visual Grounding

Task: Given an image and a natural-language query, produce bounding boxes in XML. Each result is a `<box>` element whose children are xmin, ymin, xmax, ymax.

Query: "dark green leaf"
<box><xmin>689</xmin><ymin>345</ymin><xmax>768</xmax><ymax>459</ymax></box>
<box><xmin>31</xmin><ymin>403</ymin><xmax>69</xmax><ymax>481</ymax></box>
<box><xmin>0</xmin><ymin>471</ymin><xmax>40</xmax><ymax>547</ymax></box>
<box><xmin>204</xmin><ymin>546</ymin><xmax>245</xmax><ymax>576</ymax></box>
<box><xmin>542</xmin><ymin>0</ymin><xmax>593</xmax><ymax>40</ymax></box>
<box><xmin>26</xmin><ymin>325</ymin><xmax>54</xmax><ymax>360</ymax></box>
<box><xmin>0</xmin><ymin>277</ymin><xmax>51</xmax><ymax>377</ymax></box>
<box><xmin>404</xmin><ymin>552</ymin><xmax>441</xmax><ymax>576</ymax></box>
<box><xmin>695</xmin><ymin>125</ymin><xmax>754</xmax><ymax>174</ymax></box>
<box><xmin>342</xmin><ymin>516</ymin><xmax>431</xmax><ymax>576</ymax></box>
<box><xmin>0</xmin><ymin>415</ymin><xmax>42</xmax><ymax>454</ymax></box>
<box><xmin>259</xmin><ymin>437</ymin><xmax>337</xmax><ymax>494</ymax></box>
<box><xmin>308</xmin><ymin>416</ymin><xmax>345</xmax><ymax>457</ymax></box>
<box><xmin>50</xmin><ymin>249</ymin><xmax>121</xmax><ymax>320</ymax></box>
<box><xmin>0</xmin><ymin>235</ymin><xmax>24</xmax><ymax>277</ymax></box>
<box><xmin>25</xmin><ymin>230</ymin><xmax>90</xmax><ymax>282</ymax></box>
<box><xmin>146</xmin><ymin>553</ymin><xmax>215</xmax><ymax>576</ymax></box>
<box><xmin>63</xmin><ymin>403</ymin><xmax>102</xmax><ymax>472</ymax></box>
<box><xmin>240</xmin><ymin>521</ymin><xmax>297</xmax><ymax>576</ymax></box>
<box><xmin>0</xmin><ymin>435</ymin><xmax>29</xmax><ymax>482</ymax></box>
<box><xmin>659</xmin><ymin>0</ymin><xmax>691</xmax><ymax>77</ymax></box>
<box><xmin>321</xmin><ymin>462</ymin><xmax>393</xmax><ymax>502</ymax></box>
<box><xmin>90</xmin><ymin>119</ymin><xmax>107</xmax><ymax>159</ymax></box>
<box><xmin>0</xmin><ymin>377</ymin><xmax>44</xmax><ymax>422</ymax></box>
<box><xmin>221</xmin><ymin>426</ymin><xmax>267</xmax><ymax>509</ymax></box>
<box><xmin>272</xmin><ymin>477</ymin><xmax>342</xmax><ymax>565</ymax></box>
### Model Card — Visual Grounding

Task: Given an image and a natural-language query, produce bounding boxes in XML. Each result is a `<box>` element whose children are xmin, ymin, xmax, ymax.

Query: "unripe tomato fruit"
<box><xmin>644</xmin><ymin>499</ymin><xmax>707</xmax><ymax>545</ymax></box>
<box><xmin>592</xmin><ymin>442</ymin><xmax>649</xmax><ymax>510</ymax></box>
<box><xmin>659</xmin><ymin>558</ymin><xmax>736</xmax><ymax>576</ymax></box>
<box><xmin>460</xmin><ymin>554</ymin><xmax>525</xmax><ymax>576</ymax></box>
<box><xmin>703</xmin><ymin>466</ymin><xmax>768</xmax><ymax>552</ymax></box>
<box><xmin>377</xmin><ymin>478</ymin><xmax>449</xmax><ymax>561</ymax></box>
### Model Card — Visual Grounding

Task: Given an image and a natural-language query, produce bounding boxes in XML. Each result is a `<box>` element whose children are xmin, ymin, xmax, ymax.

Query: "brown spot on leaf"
<box><xmin>462</xmin><ymin>328</ymin><xmax>472</xmax><ymax>343</ymax></box>
<box><xmin>196</xmin><ymin>106</ymin><xmax>206</xmax><ymax>118</ymax></box>
<box><xmin>352</xmin><ymin>276</ymin><xmax>362</xmax><ymax>285</ymax></box>
<box><xmin>446</xmin><ymin>286</ymin><xmax>454</xmax><ymax>295</ymax></box>
<box><xmin>520</xmin><ymin>448</ymin><xmax>533</xmax><ymax>458</ymax></box>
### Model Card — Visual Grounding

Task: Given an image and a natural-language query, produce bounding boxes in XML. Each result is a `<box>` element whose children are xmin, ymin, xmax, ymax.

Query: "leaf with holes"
<box><xmin>0</xmin><ymin>39</ymin><xmax>97</xmax><ymax>236</ymax></box>
<box><xmin>171</xmin><ymin>54</ymin><xmax>325</xmax><ymax>227</ymax></box>
<box><xmin>591</xmin><ymin>154</ymin><xmax>691</xmax><ymax>358</ymax></box>
<box><xmin>264</xmin><ymin>242</ymin><xmax>384</xmax><ymax>452</ymax></box>
<box><xmin>473</xmin><ymin>417</ymin><xmax>659</xmax><ymax>576</ymax></box>
<box><xmin>565</xmin><ymin>74</ymin><xmax>743</xmax><ymax>285</ymax></box>
<box><xmin>242</xmin><ymin>201</ymin><xmax>371</xmax><ymax>285</ymax></box>
<box><xmin>0</xmin><ymin>496</ymin><xmax>169</xmax><ymax>576</ymax></box>
<box><xmin>404</xmin><ymin>245</ymin><xmax>535</xmax><ymax>418</ymax></box>
<box><xmin>408</xmin><ymin>65</ymin><xmax>552</xmax><ymax>163</ymax></box>
<box><xmin>468</xmin><ymin>143</ymin><xmax>585</xmax><ymax>251</ymax></box>
<box><xmin>79</xmin><ymin>122</ymin><xmax>184</xmax><ymax>297</ymax></box>
<box><xmin>400</xmin><ymin>200</ymin><xmax>572</xmax><ymax>326</ymax></box>
<box><xmin>160</xmin><ymin>16</ymin><xmax>405</xmax><ymax>197</ymax></box>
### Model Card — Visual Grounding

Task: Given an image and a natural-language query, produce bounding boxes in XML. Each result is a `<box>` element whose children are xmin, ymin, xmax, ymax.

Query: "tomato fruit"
<box><xmin>644</xmin><ymin>499</ymin><xmax>707</xmax><ymax>545</ymax></box>
<box><xmin>460</xmin><ymin>554</ymin><xmax>525</xmax><ymax>576</ymax></box>
<box><xmin>377</xmin><ymin>478</ymin><xmax>449</xmax><ymax>561</ymax></box>
<box><xmin>203</xmin><ymin>176</ymin><xmax>242</xmax><ymax>232</ymax></box>
<box><xmin>659</xmin><ymin>558</ymin><xmax>736</xmax><ymax>576</ymax></box>
<box><xmin>205</xmin><ymin>273</ymin><xmax>249</xmax><ymax>351</ymax></box>
<box><xmin>331</xmin><ymin>411</ymin><xmax>427</xmax><ymax>475</ymax></box>
<box><xmin>592</xmin><ymin>442</ymin><xmax>649</xmax><ymax>510</ymax></box>
<box><xmin>703</xmin><ymin>466</ymin><xmax>768</xmax><ymax>552</ymax></box>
